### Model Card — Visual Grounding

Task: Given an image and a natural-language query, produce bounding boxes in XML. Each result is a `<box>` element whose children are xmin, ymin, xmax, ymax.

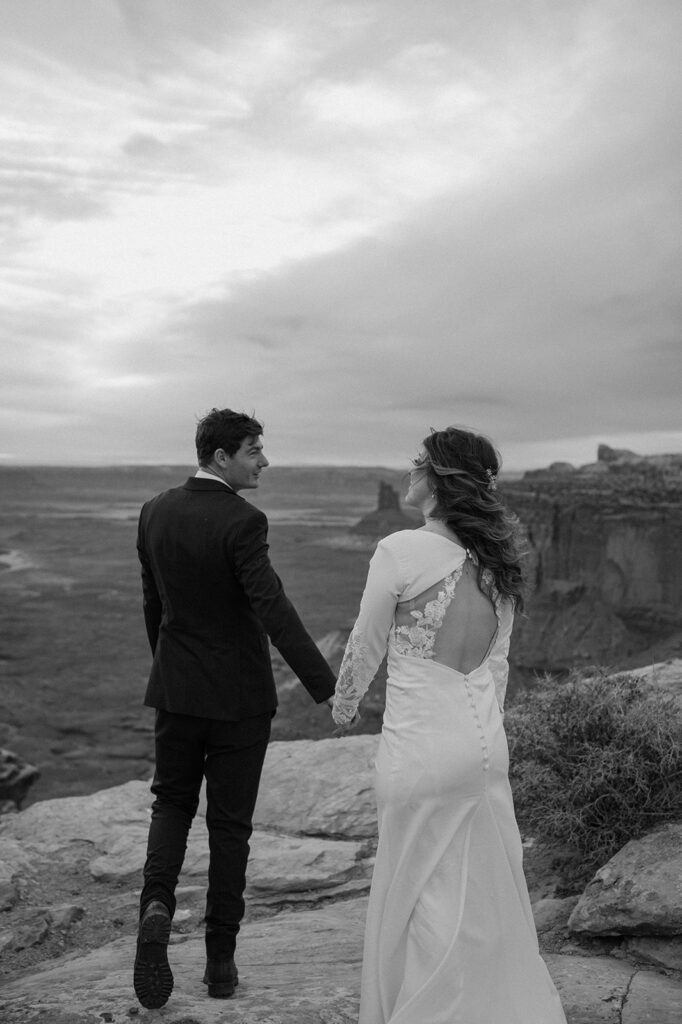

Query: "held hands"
<box><xmin>333</xmin><ymin>711</ymin><xmax>361</xmax><ymax>737</ymax></box>
<box><xmin>326</xmin><ymin>697</ymin><xmax>361</xmax><ymax>736</ymax></box>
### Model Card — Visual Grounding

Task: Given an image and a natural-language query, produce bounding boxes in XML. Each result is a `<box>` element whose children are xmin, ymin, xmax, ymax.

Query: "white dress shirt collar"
<box><xmin>195</xmin><ymin>468</ymin><xmax>234</xmax><ymax>491</ymax></box>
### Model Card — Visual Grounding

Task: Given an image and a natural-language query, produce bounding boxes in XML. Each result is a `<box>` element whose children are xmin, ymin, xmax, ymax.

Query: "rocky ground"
<box><xmin>1</xmin><ymin>733</ymin><xmax>682</xmax><ymax>1023</ymax></box>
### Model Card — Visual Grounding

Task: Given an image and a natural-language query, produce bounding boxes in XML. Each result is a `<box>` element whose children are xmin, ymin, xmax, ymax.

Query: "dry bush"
<box><xmin>505</xmin><ymin>671</ymin><xmax>682</xmax><ymax>888</ymax></box>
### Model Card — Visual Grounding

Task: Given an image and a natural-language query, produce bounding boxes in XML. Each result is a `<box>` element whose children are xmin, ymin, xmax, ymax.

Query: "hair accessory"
<box><xmin>485</xmin><ymin>468</ymin><xmax>497</xmax><ymax>492</ymax></box>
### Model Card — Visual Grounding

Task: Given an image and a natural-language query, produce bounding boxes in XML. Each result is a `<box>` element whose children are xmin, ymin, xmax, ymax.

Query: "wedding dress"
<box><xmin>333</xmin><ymin>530</ymin><xmax>566</xmax><ymax>1024</ymax></box>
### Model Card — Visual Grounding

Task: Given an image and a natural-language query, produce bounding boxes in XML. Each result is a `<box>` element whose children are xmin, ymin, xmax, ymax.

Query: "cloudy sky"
<box><xmin>1</xmin><ymin>0</ymin><xmax>680</xmax><ymax>470</ymax></box>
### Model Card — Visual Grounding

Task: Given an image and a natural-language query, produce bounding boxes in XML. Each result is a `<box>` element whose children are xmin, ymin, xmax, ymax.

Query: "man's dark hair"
<box><xmin>195</xmin><ymin>408</ymin><xmax>264</xmax><ymax>464</ymax></box>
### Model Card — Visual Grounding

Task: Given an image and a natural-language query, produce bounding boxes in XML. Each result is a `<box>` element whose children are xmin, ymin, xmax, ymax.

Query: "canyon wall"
<box><xmin>502</xmin><ymin>446</ymin><xmax>682</xmax><ymax>675</ymax></box>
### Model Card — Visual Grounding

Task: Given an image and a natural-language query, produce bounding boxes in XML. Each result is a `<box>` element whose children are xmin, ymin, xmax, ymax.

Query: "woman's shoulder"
<box><xmin>377</xmin><ymin>528</ymin><xmax>467</xmax><ymax>559</ymax></box>
<box><xmin>375</xmin><ymin>529</ymin><xmax>422</xmax><ymax>553</ymax></box>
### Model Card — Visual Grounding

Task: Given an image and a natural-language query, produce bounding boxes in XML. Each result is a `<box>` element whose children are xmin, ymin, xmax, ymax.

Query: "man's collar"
<box><xmin>195</xmin><ymin>468</ymin><xmax>234</xmax><ymax>491</ymax></box>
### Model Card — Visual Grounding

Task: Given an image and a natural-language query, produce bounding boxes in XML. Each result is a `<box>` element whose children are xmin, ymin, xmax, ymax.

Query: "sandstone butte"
<box><xmin>2</xmin><ymin>692</ymin><xmax>682</xmax><ymax>1024</ymax></box>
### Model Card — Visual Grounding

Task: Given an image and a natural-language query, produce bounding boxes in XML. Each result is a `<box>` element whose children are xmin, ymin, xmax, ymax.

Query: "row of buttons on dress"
<box><xmin>462</xmin><ymin>675</ymin><xmax>490</xmax><ymax>775</ymax></box>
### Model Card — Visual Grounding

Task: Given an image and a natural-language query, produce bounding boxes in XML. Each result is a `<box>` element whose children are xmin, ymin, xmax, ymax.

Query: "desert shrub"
<box><xmin>505</xmin><ymin>671</ymin><xmax>682</xmax><ymax>888</ymax></box>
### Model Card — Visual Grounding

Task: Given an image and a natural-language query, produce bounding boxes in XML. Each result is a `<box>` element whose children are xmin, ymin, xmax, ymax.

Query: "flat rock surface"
<box><xmin>0</xmin><ymin>779</ymin><xmax>151</xmax><ymax>853</ymax></box>
<box><xmin>0</xmin><ymin>766</ymin><xmax>373</xmax><ymax>900</ymax></box>
<box><xmin>0</xmin><ymin>898</ymin><xmax>367</xmax><ymax>1024</ymax></box>
<box><xmin>545</xmin><ymin>954</ymin><xmax>635</xmax><ymax>1024</ymax></box>
<box><xmin>623</xmin><ymin>969</ymin><xmax>682</xmax><ymax>1024</ymax></box>
<box><xmin>3</xmin><ymin>903</ymin><xmax>682</xmax><ymax>1024</ymax></box>
<box><xmin>88</xmin><ymin>822</ymin><xmax>370</xmax><ymax>894</ymax></box>
<box><xmin>254</xmin><ymin>736</ymin><xmax>380</xmax><ymax>838</ymax></box>
<box><xmin>545</xmin><ymin>954</ymin><xmax>682</xmax><ymax>1024</ymax></box>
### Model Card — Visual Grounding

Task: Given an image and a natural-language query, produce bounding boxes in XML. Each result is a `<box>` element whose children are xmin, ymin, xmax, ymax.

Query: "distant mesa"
<box><xmin>521</xmin><ymin>443</ymin><xmax>682</xmax><ymax>483</ymax></box>
<box><xmin>351</xmin><ymin>481</ymin><xmax>419</xmax><ymax>537</ymax></box>
<box><xmin>597</xmin><ymin>443</ymin><xmax>639</xmax><ymax>464</ymax></box>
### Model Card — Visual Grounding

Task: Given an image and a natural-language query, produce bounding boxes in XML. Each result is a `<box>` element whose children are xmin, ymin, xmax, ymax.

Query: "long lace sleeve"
<box><xmin>332</xmin><ymin>540</ymin><xmax>402</xmax><ymax>725</ymax></box>
<box><xmin>488</xmin><ymin>601</ymin><xmax>514</xmax><ymax>713</ymax></box>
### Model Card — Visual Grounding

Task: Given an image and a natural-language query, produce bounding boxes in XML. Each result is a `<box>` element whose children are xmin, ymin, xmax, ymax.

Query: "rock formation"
<box><xmin>1</xmin><ymin>724</ymin><xmax>682</xmax><ymax>1022</ymax></box>
<box><xmin>0</xmin><ymin>749</ymin><xmax>39</xmax><ymax>814</ymax></box>
<box><xmin>568</xmin><ymin>823</ymin><xmax>682</xmax><ymax>937</ymax></box>
<box><xmin>501</xmin><ymin>446</ymin><xmax>682</xmax><ymax>676</ymax></box>
<box><xmin>351</xmin><ymin>480</ymin><xmax>419</xmax><ymax>537</ymax></box>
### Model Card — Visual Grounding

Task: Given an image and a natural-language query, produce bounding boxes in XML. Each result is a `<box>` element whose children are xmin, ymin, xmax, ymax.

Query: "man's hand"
<box><xmin>325</xmin><ymin>696</ymin><xmax>361</xmax><ymax>735</ymax></box>
<box><xmin>332</xmin><ymin>710</ymin><xmax>361</xmax><ymax>737</ymax></box>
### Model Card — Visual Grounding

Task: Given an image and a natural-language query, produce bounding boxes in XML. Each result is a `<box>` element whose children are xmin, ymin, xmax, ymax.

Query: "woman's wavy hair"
<box><xmin>419</xmin><ymin>426</ymin><xmax>526</xmax><ymax>611</ymax></box>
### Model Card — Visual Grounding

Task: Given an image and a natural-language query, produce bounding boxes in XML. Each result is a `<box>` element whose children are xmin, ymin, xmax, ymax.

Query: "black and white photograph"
<box><xmin>1</xmin><ymin>2</ymin><xmax>681</xmax><ymax>1021</ymax></box>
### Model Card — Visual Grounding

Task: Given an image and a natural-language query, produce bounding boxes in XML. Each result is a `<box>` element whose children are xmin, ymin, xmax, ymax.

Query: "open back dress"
<box><xmin>333</xmin><ymin>529</ymin><xmax>566</xmax><ymax>1024</ymax></box>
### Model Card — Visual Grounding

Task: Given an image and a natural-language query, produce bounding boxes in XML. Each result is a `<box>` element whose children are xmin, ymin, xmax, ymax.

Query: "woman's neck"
<box><xmin>421</xmin><ymin>517</ymin><xmax>459</xmax><ymax>539</ymax></box>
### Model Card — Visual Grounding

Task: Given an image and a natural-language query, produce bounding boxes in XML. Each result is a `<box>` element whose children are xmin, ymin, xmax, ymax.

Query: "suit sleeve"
<box><xmin>232</xmin><ymin>509</ymin><xmax>336</xmax><ymax>703</ymax></box>
<box><xmin>137</xmin><ymin>507</ymin><xmax>162</xmax><ymax>654</ymax></box>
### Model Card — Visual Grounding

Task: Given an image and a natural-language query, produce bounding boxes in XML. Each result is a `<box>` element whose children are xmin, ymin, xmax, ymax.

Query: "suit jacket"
<box><xmin>137</xmin><ymin>477</ymin><xmax>336</xmax><ymax>720</ymax></box>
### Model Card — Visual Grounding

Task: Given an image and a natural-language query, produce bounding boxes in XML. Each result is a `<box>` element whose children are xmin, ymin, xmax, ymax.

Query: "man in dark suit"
<box><xmin>133</xmin><ymin>408</ymin><xmax>336</xmax><ymax>1009</ymax></box>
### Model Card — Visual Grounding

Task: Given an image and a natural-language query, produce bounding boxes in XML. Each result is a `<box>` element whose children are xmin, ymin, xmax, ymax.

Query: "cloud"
<box><xmin>153</xmin><ymin>94</ymin><xmax>680</xmax><ymax>452</ymax></box>
<box><xmin>0</xmin><ymin>0</ymin><xmax>680</xmax><ymax>465</ymax></box>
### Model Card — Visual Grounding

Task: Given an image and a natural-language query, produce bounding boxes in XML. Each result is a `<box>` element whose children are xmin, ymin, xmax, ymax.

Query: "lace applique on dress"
<box><xmin>333</xmin><ymin>626</ymin><xmax>372</xmax><ymax>725</ymax></box>
<box><xmin>394</xmin><ymin>564</ymin><xmax>464</xmax><ymax>659</ymax></box>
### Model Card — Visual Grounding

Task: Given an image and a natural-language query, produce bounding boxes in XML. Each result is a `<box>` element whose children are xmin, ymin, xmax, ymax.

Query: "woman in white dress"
<box><xmin>332</xmin><ymin>427</ymin><xmax>566</xmax><ymax>1024</ymax></box>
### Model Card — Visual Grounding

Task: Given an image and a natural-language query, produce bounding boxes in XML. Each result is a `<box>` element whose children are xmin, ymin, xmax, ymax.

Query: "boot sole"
<box><xmin>134</xmin><ymin>909</ymin><xmax>173</xmax><ymax>1009</ymax></box>
<box><xmin>203</xmin><ymin>970</ymin><xmax>239</xmax><ymax>998</ymax></box>
<box><xmin>208</xmin><ymin>980</ymin><xmax>237</xmax><ymax>998</ymax></box>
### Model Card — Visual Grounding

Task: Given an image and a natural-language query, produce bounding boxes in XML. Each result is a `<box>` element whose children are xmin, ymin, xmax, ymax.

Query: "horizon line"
<box><xmin>0</xmin><ymin>460</ymin><xmax>527</xmax><ymax>475</ymax></box>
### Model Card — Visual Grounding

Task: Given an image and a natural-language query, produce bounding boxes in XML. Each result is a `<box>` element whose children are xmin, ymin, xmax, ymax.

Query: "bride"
<box><xmin>332</xmin><ymin>426</ymin><xmax>566</xmax><ymax>1024</ymax></box>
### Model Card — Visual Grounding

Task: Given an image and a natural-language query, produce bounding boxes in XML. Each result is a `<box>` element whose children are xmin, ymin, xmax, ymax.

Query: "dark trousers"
<box><xmin>140</xmin><ymin>708</ymin><xmax>271</xmax><ymax>960</ymax></box>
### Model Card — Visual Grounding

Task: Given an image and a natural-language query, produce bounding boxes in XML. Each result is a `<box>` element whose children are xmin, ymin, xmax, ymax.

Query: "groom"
<box><xmin>133</xmin><ymin>408</ymin><xmax>336</xmax><ymax>1008</ymax></box>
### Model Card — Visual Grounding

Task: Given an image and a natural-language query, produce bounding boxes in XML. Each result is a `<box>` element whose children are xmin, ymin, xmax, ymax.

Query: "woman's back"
<box><xmin>388</xmin><ymin>528</ymin><xmax>501</xmax><ymax>676</ymax></box>
<box><xmin>394</xmin><ymin>552</ymin><xmax>499</xmax><ymax>676</ymax></box>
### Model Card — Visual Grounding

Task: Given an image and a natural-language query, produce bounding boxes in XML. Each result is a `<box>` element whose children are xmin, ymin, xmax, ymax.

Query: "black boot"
<box><xmin>134</xmin><ymin>900</ymin><xmax>174</xmax><ymax>1008</ymax></box>
<box><xmin>203</xmin><ymin>957</ymin><xmax>239</xmax><ymax>998</ymax></box>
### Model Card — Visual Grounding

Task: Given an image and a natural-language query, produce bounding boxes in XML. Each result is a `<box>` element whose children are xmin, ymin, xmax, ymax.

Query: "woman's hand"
<box><xmin>327</xmin><ymin>695</ymin><xmax>361</xmax><ymax>734</ymax></box>
<box><xmin>332</xmin><ymin>710</ymin><xmax>362</xmax><ymax>737</ymax></box>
